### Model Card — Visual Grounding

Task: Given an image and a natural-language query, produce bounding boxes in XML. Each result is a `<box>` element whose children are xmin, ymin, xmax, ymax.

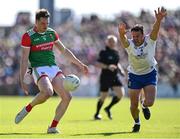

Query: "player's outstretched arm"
<box><xmin>55</xmin><ymin>40</ymin><xmax>89</xmax><ymax>75</ymax></box>
<box><xmin>118</xmin><ymin>23</ymin><xmax>129</xmax><ymax>48</ymax></box>
<box><xmin>64</xmin><ymin>48</ymin><xmax>89</xmax><ymax>74</ymax></box>
<box><xmin>150</xmin><ymin>7</ymin><xmax>167</xmax><ymax>41</ymax></box>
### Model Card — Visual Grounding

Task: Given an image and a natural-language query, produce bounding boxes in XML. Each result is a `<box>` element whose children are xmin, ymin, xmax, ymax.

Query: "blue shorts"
<box><xmin>128</xmin><ymin>69</ymin><xmax>158</xmax><ymax>89</ymax></box>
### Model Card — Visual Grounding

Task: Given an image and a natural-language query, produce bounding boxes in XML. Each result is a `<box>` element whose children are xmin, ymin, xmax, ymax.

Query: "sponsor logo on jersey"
<box><xmin>31</xmin><ymin>42</ymin><xmax>54</xmax><ymax>51</ymax></box>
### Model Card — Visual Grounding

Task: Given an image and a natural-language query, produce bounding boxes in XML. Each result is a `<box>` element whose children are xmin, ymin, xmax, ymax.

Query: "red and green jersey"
<box><xmin>21</xmin><ymin>27</ymin><xmax>59</xmax><ymax>67</ymax></box>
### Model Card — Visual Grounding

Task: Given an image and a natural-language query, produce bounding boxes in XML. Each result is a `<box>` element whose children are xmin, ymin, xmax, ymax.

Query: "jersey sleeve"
<box><xmin>54</xmin><ymin>31</ymin><xmax>60</xmax><ymax>41</ymax></box>
<box><xmin>21</xmin><ymin>33</ymin><xmax>31</xmax><ymax>47</ymax></box>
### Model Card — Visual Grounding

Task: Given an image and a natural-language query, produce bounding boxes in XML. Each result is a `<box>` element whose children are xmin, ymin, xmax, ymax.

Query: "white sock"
<box><xmin>141</xmin><ymin>101</ymin><xmax>146</xmax><ymax>109</ymax></box>
<box><xmin>135</xmin><ymin>121</ymin><xmax>140</xmax><ymax>125</ymax></box>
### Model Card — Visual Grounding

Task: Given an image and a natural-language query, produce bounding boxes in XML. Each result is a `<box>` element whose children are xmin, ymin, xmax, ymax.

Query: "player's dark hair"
<box><xmin>35</xmin><ymin>9</ymin><xmax>50</xmax><ymax>20</ymax></box>
<box><xmin>131</xmin><ymin>24</ymin><xmax>144</xmax><ymax>34</ymax></box>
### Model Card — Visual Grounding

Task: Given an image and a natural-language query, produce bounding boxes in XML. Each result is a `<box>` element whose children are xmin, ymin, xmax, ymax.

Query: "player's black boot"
<box><xmin>132</xmin><ymin>124</ymin><xmax>140</xmax><ymax>132</ymax></box>
<box><xmin>104</xmin><ymin>107</ymin><xmax>112</xmax><ymax>120</ymax></box>
<box><xmin>142</xmin><ymin>107</ymin><xmax>151</xmax><ymax>120</ymax></box>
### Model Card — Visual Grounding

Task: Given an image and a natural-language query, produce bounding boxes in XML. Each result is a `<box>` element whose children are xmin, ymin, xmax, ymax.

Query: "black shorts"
<box><xmin>99</xmin><ymin>74</ymin><xmax>123</xmax><ymax>92</ymax></box>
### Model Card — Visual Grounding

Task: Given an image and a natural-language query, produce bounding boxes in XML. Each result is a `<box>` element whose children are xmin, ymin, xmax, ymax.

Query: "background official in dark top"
<box><xmin>94</xmin><ymin>35</ymin><xmax>125</xmax><ymax>120</ymax></box>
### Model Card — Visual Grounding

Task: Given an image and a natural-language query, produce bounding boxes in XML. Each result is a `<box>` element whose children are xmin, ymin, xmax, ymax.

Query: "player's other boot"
<box><xmin>132</xmin><ymin>124</ymin><xmax>140</xmax><ymax>132</ymax></box>
<box><xmin>142</xmin><ymin>107</ymin><xmax>151</xmax><ymax>120</ymax></box>
<box><xmin>15</xmin><ymin>107</ymin><xmax>28</xmax><ymax>124</ymax></box>
<box><xmin>47</xmin><ymin>127</ymin><xmax>60</xmax><ymax>134</ymax></box>
<box><xmin>104</xmin><ymin>107</ymin><xmax>112</xmax><ymax>120</ymax></box>
<box><xmin>94</xmin><ymin>114</ymin><xmax>102</xmax><ymax>120</ymax></box>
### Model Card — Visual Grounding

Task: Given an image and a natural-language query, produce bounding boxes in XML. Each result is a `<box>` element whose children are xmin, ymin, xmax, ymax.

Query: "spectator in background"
<box><xmin>94</xmin><ymin>35</ymin><xmax>125</xmax><ymax>120</ymax></box>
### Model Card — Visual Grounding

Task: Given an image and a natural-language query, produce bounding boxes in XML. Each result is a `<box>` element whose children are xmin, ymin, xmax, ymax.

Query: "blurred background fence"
<box><xmin>0</xmin><ymin>0</ymin><xmax>180</xmax><ymax>97</ymax></box>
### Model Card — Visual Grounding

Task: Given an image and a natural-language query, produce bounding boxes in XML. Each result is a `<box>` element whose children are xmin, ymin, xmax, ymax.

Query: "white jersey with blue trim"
<box><xmin>125</xmin><ymin>35</ymin><xmax>157</xmax><ymax>75</ymax></box>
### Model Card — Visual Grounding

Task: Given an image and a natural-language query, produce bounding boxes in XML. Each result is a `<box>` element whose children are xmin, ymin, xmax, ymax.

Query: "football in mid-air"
<box><xmin>63</xmin><ymin>74</ymin><xmax>80</xmax><ymax>91</ymax></box>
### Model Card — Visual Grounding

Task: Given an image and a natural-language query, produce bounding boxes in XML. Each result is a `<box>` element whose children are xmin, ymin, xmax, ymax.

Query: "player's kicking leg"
<box><xmin>15</xmin><ymin>106</ymin><xmax>30</xmax><ymax>124</ymax></box>
<box><xmin>15</xmin><ymin>76</ymin><xmax>54</xmax><ymax>124</ymax></box>
<box><xmin>15</xmin><ymin>92</ymin><xmax>51</xmax><ymax>124</ymax></box>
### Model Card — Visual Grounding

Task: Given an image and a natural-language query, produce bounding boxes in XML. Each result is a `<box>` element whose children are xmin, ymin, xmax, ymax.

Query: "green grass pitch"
<box><xmin>0</xmin><ymin>96</ymin><xmax>180</xmax><ymax>138</ymax></box>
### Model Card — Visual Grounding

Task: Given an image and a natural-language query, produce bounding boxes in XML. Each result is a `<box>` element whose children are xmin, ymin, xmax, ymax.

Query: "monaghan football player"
<box><xmin>118</xmin><ymin>7</ymin><xmax>167</xmax><ymax>132</ymax></box>
<box><xmin>15</xmin><ymin>9</ymin><xmax>88</xmax><ymax>134</ymax></box>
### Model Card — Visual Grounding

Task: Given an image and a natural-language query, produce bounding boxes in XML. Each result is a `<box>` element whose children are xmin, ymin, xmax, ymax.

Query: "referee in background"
<box><xmin>94</xmin><ymin>35</ymin><xmax>125</xmax><ymax>120</ymax></box>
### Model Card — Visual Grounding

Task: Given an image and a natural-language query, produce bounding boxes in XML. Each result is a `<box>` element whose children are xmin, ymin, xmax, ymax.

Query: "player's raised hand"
<box><xmin>155</xmin><ymin>7</ymin><xmax>167</xmax><ymax>21</ymax></box>
<box><xmin>118</xmin><ymin>23</ymin><xmax>127</xmax><ymax>35</ymax></box>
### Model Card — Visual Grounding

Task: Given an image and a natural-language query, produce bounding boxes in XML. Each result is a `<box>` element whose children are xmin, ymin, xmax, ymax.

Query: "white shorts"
<box><xmin>32</xmin><ymin>65</ymin><xmax>64</xmax><ymax>84</ymax></box>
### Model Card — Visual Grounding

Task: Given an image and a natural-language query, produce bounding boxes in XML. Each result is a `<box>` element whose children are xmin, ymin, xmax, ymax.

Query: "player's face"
<box><xmin>36</xmin><ymin>17</ymin><xmax>49</xmax><ymax>33</ymax></box>
<box><xmin>131</xmin><ymin>31</ymin><xmax>144</xmax><ymax>46</ymax></box>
